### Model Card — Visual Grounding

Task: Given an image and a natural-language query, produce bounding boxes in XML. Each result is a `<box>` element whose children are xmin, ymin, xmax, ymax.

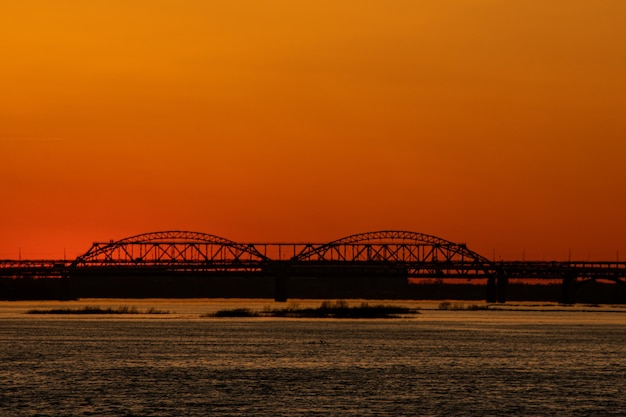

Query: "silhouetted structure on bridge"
<box><xmin>1</xmin><ymin>230</ymin><xmax>625</xmax><ymax>303</ymax></box>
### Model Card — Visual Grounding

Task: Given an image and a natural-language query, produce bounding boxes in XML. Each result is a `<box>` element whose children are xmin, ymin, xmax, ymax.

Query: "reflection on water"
<box><xmin>1</xmin><ymin>299</ymin><xmax>626</xmax><ymax>416</ymax></box>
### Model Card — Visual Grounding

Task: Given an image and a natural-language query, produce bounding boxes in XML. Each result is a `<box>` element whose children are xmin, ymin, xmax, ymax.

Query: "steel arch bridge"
<box><xmin>64</xmin><ymin>229</ymin><xmax>500</xmax><ymax>301</ymax></box>
<box><xmin>2</xmin><ymin>230</ymin><xmax>626</xmax><ymax>303</ymax></box>
<box><xmin>73</xmin><ymin>231</ymin><xmax>269</xmax><ymax>270</ymax></box>
<box><xmin>70</xmin><ymin>230</ymin><xmax>494</xmax><ymax>278</ymax></box>
<box><xmin>291</xmin><ymin>230</ymin><xmax>493</xmax><ymax>277</ymax></box>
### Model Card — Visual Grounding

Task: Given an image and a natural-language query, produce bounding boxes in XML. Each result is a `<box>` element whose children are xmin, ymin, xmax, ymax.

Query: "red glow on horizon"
<box><xmin>1</xmin><ymin>1</ymin><xmax>625</xmax><ymax>260</ymax></box>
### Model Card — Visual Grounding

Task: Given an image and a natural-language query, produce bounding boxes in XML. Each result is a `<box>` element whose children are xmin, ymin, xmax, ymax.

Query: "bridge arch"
<box><xmin>293</xmin><ymin>230</ymin><xmax>492</xmax><ymax>265</ymax></box>
<box><xmin>73</xmin><ymin>230</ymin><xmax>268</xmax><ymax>266</ymax></box>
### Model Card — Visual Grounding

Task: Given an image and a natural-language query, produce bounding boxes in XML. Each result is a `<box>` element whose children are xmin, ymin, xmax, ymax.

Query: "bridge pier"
<box><xmin>486</xmin><ymin>276</ymin><xmax>497</xmax><ymax>303</ymax></box>
<box><xmin>60</xmin><ymin>272</ymin><xmax>71</xmax><ymax>300</ymax></box>
<box><xmin>497</xmin><ymin>271</ymin><xmax>508</xmax><ymax>303</ymax></box>
<box><xmin>559</xmin><ymin>274</ymin><xmax>577</xmax><ymax>304</ymax></box>
<box><xmin>271</xmin><ymin>261</ymin><xmax>290</xmax><ymax>302</ymax></box>
<box><xmin>486</xmin><ymin>271</ymin><xmax>507</xmax><ymax>303</ymax></box>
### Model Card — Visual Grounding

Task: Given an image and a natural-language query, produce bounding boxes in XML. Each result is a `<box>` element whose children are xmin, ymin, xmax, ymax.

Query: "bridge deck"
<box><xmin>2</xmin><ymin>259</ymin><xmax>625</xmax><ymax>280</ymax></box>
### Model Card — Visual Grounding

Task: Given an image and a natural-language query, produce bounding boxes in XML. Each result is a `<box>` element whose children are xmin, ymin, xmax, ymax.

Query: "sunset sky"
<box><xmin>1</xmin><ymin>1</ymin><xmax>625</xmax><ymax>261</ymax></box>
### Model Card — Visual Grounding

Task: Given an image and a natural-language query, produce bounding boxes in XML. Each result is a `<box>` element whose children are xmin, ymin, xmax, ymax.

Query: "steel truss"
<box><xmin>65</xmin><ymin>230</ymin><xmax>494</xmax><ymax>278</ymax></box>
<box><xmin>1</xmin><ymin>231</ymin><xmax>625</xmax><ymax>286</ymax></box>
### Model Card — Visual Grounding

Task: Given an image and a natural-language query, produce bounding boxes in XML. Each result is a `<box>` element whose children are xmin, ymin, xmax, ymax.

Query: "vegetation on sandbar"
<box><xmin>211</xmin><ymin>308</ymin><xmax>260</xmax><ymax>317</ymax></box>
<box><xmin>437</xmin><ymin>301</ymin><xmax>490</xmax><ymax>311</ymax></box>
<box><xmin>26</xmin><ymin>306</ymin><xmax>170</xmax><ymax>315</ymax></box>
<box><xmin>205</xmin><ymin>300</ymin><xmax>419</xmax><ymax>318</ymax></box>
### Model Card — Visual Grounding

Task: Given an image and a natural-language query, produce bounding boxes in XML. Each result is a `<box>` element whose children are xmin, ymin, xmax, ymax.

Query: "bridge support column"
<box><xmin>60</xmin><ymin>272</ymin><xmax>71</xmax><ymax>300</ymax></box>
<box><xmin>559</xmin><ymin>274</ymin><xmax>577</xmax><ymax>304</ymax></box>
<box><xmin>486</xmin><ymin>276</ymin><xmax>497</xmax><ymax>303</ymax></box>
<box><xmin>614</xmin><ymin>279</ymin><xmax>626</xmax><ymax>304</ymax></box>
<box><xmin>496</xmin><ymin>271</ymin><xmax>507</xmax><ymax>303</ymax></box>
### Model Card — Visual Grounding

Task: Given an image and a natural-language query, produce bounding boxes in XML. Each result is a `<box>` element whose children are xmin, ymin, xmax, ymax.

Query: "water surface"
<box><xmin>1</xmin><ymin>299</ymin><xmax>625</xmax><ymax>416</ymax></box>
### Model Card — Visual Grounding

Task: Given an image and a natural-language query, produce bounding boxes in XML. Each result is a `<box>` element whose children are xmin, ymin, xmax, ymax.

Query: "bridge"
<box><xmin>1</xmin><ymin>230</ymin><xmax>625</xmax><ymax>303</ymax></box>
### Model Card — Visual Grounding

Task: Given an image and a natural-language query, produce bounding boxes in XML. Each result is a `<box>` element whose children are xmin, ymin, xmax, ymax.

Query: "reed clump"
<box><xmin>207</xmin><ymin>300</ymin><xmax>419</xmax><ymax>319</ymax></box>
<box><xmin>26</xmin><ymin>306</ymin><xmax>169</xmax><ymax>315</ymax></box>
<box><xmin>206</xmin><ymin>308</ymin><xmax>260</xmax><ymax>318</ymax></box>
<box><xmin>437</xmin><ymin>301</ymin><xmax>489</xmax><ymax>311</ymax></box>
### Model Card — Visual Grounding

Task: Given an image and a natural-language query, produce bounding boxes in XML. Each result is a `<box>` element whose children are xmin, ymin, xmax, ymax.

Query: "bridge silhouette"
<box><xmin>2</xmin><ymin>230</ymin><xmax>625</xmax><ymax>303</ymax></box>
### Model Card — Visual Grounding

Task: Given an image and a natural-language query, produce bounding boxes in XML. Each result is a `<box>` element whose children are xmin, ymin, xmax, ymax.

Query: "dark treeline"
<box><xmin>1</xmin><ymin>275</ymin><xmax>625</xmax><ymax>304</ymax></box>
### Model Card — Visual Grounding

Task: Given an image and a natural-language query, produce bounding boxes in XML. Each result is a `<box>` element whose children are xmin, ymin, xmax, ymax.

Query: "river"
<box><xmin>1</xmin><ymin>299</ymin><xmax>625</xmax><ymax>416</ymax></box>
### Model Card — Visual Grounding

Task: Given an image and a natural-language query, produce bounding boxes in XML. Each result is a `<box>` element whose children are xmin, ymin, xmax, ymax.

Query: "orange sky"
<box><xmin>1</xmin><ymin>1</ymin><xmax>625</xmax><ymax>261</ymax></box>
